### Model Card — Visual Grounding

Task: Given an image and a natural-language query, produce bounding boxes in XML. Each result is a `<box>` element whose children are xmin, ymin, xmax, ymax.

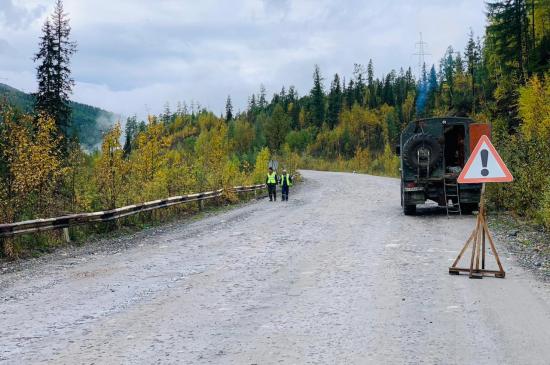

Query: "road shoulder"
<box><xmin>490</xmin><ymin>214</ymin><xmax>550</xmax><ymax>282</ymax></box>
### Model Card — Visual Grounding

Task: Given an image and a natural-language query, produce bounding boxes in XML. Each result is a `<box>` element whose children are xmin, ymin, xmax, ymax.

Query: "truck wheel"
<box><xmin>402</xmin><ymin>133</ymin><xmax>442</xmax><ymax>170</ymax></box>
<box><xmin>403</xmin><ymin>204</ymin><xmax>416</xmax><ymax>215</ymax></box>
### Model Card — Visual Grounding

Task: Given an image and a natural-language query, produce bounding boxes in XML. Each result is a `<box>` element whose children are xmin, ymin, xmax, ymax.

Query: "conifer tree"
<box><xmin>486</xmin><ymin>0</ymin><xmax>529</xmax><ymax>83</ymax></box>
<box><xmin>34</xmin><ymin>0</ymin><xmax>77</xmax><ymax>142</ymax></box>
<box><xmin>345</xmin><ymin>79</ymin><xmax>355</xmax><ymax>110</ymax></box>
<box><xmin>465</xmin><ymin>29</ymin><xmax>480</xmax><ymax>111</ymax></box>
<box><xmin>427</xmin><ymin>65</ymin><xmax>438</xmax><ymax>112</ymax></box>
<box><xmin>367</xmin><ymin>59</ymin><xmax>376</xmax><ymax>108</ymax></box>
<box><xmin>353</xmin><ymin>63</ymin><xmax>367</xmax><ymax>106</ymax></box>
<box><xmin>327</xmin><ymin>73</ymin><xmax>343</xmax><ymax>129</ymax></box>
<box><xmin>259</xmin><ymin>84</ymin><xmax>267</xmax><ymax>108</ymax></box>
<box><xmin>123</xmin><ymin>116</ymin><xmax>138</xmax><ymax>157</ymax></box>
<box><xmin>310</xmin><ymin>65</ymin><xmax>325</xmax><ymax>127</ymax></box>
<box><xmin>225</xmin><ymin>95</ymin><xmax>233</xmax><ymax>122</ymax></box>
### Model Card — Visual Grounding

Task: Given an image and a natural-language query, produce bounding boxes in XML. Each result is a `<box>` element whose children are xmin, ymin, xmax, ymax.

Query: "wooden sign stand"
<box><xmin>449</xmin><ymin>185</ymin><xmax>505</xmax><ymax>279</ymax></box>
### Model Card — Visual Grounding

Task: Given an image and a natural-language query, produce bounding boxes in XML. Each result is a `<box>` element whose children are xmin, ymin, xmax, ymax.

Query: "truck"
<box><xmin>397</xmin><ymin>117</ymin><xmax>490</xmax><ymax>215</ymax></box>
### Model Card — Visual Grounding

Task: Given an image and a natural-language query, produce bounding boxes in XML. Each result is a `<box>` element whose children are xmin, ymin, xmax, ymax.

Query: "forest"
<box><xmin>0</xmin><ymin>83</ymin><xmax>116</xmax><ymax>150</ymax></box>
<box><xmin>0</xmin><ymin>0</ymin><xmax>549</xmax><ymax>258</ymax></box>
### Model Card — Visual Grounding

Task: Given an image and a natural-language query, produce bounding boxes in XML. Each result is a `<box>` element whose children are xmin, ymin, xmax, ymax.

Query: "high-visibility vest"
<box><xmin>267</xmin><ymin>172</ymin><xmax>277</xmax><ymax>184</ymax></box>
<box><xmin>281</xmin><ymin>174</ymin><xmax>292</xmax><ymax>186</ymax></box>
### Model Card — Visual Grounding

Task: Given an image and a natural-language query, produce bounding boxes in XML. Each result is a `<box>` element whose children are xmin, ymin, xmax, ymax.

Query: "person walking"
<box><xmin>280</xmin><ymin>169</ymin><xmax>293</xmax><ymax>201</ymax></box>
<box><xmin>266</xmin><ymin>167</ymin><xmax>278</xmax><ymax>201</ymax></box>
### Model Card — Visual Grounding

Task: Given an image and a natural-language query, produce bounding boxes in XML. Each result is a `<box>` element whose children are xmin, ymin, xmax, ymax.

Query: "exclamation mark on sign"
<box><xmin>481</xmin><ymin>149</ymin><xmax>489</xmax><ymax>176</ymax></box>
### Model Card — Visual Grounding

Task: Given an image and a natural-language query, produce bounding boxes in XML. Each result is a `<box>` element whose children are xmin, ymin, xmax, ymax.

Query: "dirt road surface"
<box><xmin>1</xmin><ymin>170</ymin><xmax>550</xmax><ymax>364</ymax></box>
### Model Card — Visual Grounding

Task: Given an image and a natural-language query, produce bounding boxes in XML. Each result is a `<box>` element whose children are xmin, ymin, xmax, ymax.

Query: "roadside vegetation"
<box><xmin>0</xmin><ymin>0</ymin><xmax>549</xmax><ymax>258</ymax></box>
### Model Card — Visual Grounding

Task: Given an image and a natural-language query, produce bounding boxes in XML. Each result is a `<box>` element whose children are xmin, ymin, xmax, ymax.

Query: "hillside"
<box><xmin>0</xmin><ymin>83</ymin><xmax>117</xmax><ymax>149</ymax></box>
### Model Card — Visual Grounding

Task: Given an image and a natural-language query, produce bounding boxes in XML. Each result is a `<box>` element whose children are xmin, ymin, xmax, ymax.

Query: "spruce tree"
<box><xmin>225</xmin><ymin>95</ymin><xmax>233</xmax><ymax>122</ymax></box>
<box><xmin>310</xmin><ymin>65</ymin><xmax>325</xmax><ymax>128</ymax></box>
<box><xmin>258</xmin><ymin>84</ymin><xmax>267</xmax><ymax>108</ymax></box>
<box><xmin>353</xmin><ymin>63</ymin><xmax>366</xmax><ymax>106</ymax></box>
<box><xmin>440</xmin><ymin>46</ymin><xmax>456</xmax><ymax>105</ymax></box>
<box><xmin>486</xmin><ymin>0</ymin><xmax>529</xmax><ymax>83</ymax></box>
<box><xmin>345</xmin><ymin>79</ymin><xmax>355</xmax><ymax>109</ymax></box>
<box><xmin>427</xmin><ymin>65</ymin><xmax>438</xmax><ymax>112</ymax></box>
<box><xmin>465</xmin><ymin>29</ymin><xmax>479</xmax><ymax>112</ymax></box>
<box><xmin>34</xmin><ymin>0</ymin><xmax>77</xmax><ymax>141</ymax></box>
<box><xmin>327</xmin><ymin>73</ymin><xmax>342</xmax><ymax>129</ymax></box>
<box><xmin>280</xmin><ymin>86</ymin><xmax>287</xmax><ymax>109</ymax></box>
<box><xmin>162</xmin><ymin>102</ymin><xmax>171</xmax><ymax>123</ymax></box>
<box><xmin>287</xmin><ymin>86</ymin><xmax>297</xmax><ymax>103</ymax></box>
<box><xmin>123</xmin><ymin>116</ymin><xmax>138</xmax><ymax>157</ymax></box>
<box><xmin>485</xmin><ymin>0</ymin><xmax>530</xmax><ymax>129</ymax></box>
<box><xmin>34</xmin><ymin>20</ymin><xmax>55</xmax><ymax>119</ymax></box>
<box><xmin>249</xmin><ymin>94</ymin><xmax>257</xmax><ymax>111</ymax></box>
<box><xmin>367</xmin><ymin>59</ymin><xmax>376</xmax><ymax>108</ymax></box>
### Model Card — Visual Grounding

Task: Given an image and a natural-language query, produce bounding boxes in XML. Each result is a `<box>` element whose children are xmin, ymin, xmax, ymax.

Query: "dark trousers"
<box><xmin>281</xmin><ymin>185</ymin><xmax>289</xmax><ymax>201</ymax></box>
<box><xmin>267</xmin><ymin>184</ymin><xmax>277</xmax><ymax>201</ymax></box>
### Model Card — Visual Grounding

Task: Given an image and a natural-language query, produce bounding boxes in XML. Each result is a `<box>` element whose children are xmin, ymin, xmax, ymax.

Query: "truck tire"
<box><xmin>402</xmin><ymin>133</ymin><xmax>441</xmax><ymax>170</ymax></box>
<box><xmin>403</xmin><ymin>204</ymin><xmax>416</xmax><ymax>215</ymax></box>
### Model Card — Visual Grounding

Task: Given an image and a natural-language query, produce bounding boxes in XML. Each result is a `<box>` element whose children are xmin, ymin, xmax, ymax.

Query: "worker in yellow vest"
<box><xmin>280</xmin><ymin>169</ymin><xmax>293</xmax><ymax>201</ymax></box>
<box><xmin>266</xmin><ymin>167</ymin><xmax>278</xmax><ymax>201</ymax></box>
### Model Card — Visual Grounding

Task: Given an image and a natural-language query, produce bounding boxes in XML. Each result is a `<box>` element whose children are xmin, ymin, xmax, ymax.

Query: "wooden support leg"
<box><xmin>482</xmin><ymin>223</ymin><xmax>486</xmax><ymax>270</ymax></box>
<box><xmin>450</xmin><ymin>218</ymin><xmax>479</xmax><ymax>270</ymax></box>
<box><xmin>475</xmin><ymin>218</ymin><xmax>481</xmax><ymax>271</ymax></box>
<box><xmin>63</xmin><ymin>228</ymin><xmax>70</xmax><ymax>243</ymax></box>
<box><xmin>469</xmin><ymin>223</ymin><xmax>480</xmax><ymax>278</ymax></box>
<box><xmin>483</xmin><ymin>219</ymin><xmax>506</xmax><ymax>278</ymax></box>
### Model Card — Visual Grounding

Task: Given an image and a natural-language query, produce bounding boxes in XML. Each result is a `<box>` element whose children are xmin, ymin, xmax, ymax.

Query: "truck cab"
<box><xmin>397</xmin><ymin>117</ymin><xmax>490</xmax><ymax>215</ymax></box>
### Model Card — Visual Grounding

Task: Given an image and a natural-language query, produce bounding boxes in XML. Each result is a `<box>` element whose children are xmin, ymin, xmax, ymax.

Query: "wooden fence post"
<box><xmin>63</xmin><ymin>228</ymin><xmax>70</xmax><ymax>243</ymax></box>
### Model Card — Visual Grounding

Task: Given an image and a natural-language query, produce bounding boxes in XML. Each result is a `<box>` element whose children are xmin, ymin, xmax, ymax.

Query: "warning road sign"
<box><xmin>458</xmin><ymin>135</ymin><xmax>513</xmax><ymax>184</ymax></box>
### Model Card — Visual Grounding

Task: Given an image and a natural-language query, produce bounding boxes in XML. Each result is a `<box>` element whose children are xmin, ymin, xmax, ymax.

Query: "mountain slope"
<box><xmin>0</xmin><ymin>83</ymin><xmax>117</xmax><ymax>149</ymax></box>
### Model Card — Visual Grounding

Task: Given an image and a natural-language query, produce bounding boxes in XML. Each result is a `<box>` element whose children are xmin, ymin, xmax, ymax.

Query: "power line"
<box><xmin>413</xmin><ymin>32</ymin><xmax>431</xmax><ymax>78</ymax></box>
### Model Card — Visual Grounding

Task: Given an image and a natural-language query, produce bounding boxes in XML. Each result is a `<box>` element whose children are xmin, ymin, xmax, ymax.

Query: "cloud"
<box><xmin>0</xmin><ymin>0</ymin><xmax>487</xmax><ymax>119</ymax></box>
<box><xmin>0</xmin><ymin>0</ymin><xmax>46</xmax><ymax>29</ymax></box>
<box><xmin>0</xmin><ymin>37</ymin><xmax>14</xmax><ymax>54</ymax></box>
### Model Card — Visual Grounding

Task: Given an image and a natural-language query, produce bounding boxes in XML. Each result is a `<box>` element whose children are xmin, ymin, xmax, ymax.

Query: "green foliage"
<box><xmin>285</xmin><ymin>129</ymin><xmax>313</xmax><ymax>152</ymax></box>
<box><xmin>0</xmin><ymin>83</ymin><xmax>115</xmax><ymax>150</ymax></box>
<box><xmin>34</xmin><ymin>0</ymin><xmax>77</xmax><ymax>141</ymax></box>
<box><xmin>252</xmin><ymin>147</ymin><xmax>271</xmax><ymax>184</ymax></box>
<box><xmin>265</xmin><ymin>104</ymin><xmax>291</xmax><ymax>153</ymax></box>
<box><xmin>489</xmin><ymin>74</ymin><xmax>550</xmax><ymax>227</ymax></box>
<box><xmin>327</xmin><ymin>73</ymin><xmax>342</xmax><ymax>128</ymax></box>
<box><xmin>541</xmin><ymin>184</ymin><xmax>550</xmax><ymax>229</ymax></box>
<box><xmin>94</xmin><ymin>123</ymin><xmax>125</xmax><ymax>209</ymax></box>
<box><xmin>230</xmin><ymin>119</ymin><xmax>255</xmax><ymax>155</ymax></box>
<box><xmin>310</xmin><ymin>65</ymin><xmax>325</xmax><ymax>128</ymax></box>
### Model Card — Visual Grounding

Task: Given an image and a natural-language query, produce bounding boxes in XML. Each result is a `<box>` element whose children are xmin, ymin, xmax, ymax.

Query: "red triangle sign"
<box><xmin>458</xmin><ymin>135</ymin><xmax>513</xmax><ymax>184</ymax></box>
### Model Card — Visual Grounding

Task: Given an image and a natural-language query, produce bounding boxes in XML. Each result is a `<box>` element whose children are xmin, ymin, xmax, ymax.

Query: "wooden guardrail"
<box><xmin>0</xmin><ymin>184</ymin><xmax>266</xmax><ymax>238</ymax></box>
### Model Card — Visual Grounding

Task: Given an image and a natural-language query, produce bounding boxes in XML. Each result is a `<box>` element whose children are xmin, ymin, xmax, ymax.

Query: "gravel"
<box><xmin>1</xmin><ymin>170</ymin><xmax>549</xmax><ymax>364</ymax></box>
<box><xmin>490</xmin><ymin>214</ymin><xmax>550</xmax><ymax>282</ymax></box>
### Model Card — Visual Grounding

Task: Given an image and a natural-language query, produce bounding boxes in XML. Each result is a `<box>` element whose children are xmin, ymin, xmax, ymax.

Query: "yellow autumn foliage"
<box><xmin>94</xmin><ymin>122</ymin><xmax>126</xmax><ymax>209</ymax></box>
<box><xmin>0</xmin><ymin>110</ymin><xmax>64</xmax><ymax>221</ymax></box>
<box><xmin>519</xmin><ymin>74</ymin><xmax>550</xmax><ymax>142</ymax></box>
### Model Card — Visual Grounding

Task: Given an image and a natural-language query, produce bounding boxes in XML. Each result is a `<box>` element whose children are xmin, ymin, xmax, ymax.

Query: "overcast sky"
<box><xmin>0</xmin><ymin>0</ymin><xmax>487</xmax><ymax>119</ymax></box>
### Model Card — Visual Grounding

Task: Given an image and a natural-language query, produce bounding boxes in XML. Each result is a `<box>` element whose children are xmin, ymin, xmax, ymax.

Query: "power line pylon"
<box><xmin>413</xmin><ymin>32</ymin><xmax>431</xmax><ymax>78</ymax></box>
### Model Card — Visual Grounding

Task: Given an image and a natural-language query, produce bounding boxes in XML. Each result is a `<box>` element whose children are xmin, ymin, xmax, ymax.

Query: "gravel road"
<box><xmin>1</xmin><ymin>170</ymin><xmax>550</xmax><ymax>365</ymax></box>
